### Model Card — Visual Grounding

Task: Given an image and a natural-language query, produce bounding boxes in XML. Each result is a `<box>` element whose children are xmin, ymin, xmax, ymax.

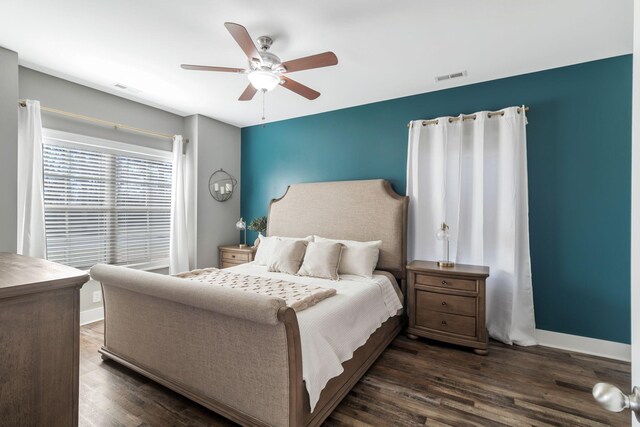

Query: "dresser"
<box><xmin>0</xmin><ymin>253</ymin><xmax>89</xmax><ymax>426</ymax></box>
<box><xmin>406</xmin><ymin>260</ymin><xmax>490</xmax><ymax>355</ymax></box>
<box><xmin>218</xmin><ymin>245</ymin><xmax>257</xmax><ymax>269</ymax></box>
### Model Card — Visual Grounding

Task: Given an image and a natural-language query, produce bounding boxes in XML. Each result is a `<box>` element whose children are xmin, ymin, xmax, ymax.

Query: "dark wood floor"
<box><xmin>79</xmin><ymin>321</ymin><xmax>630</xmax><ymax>426</ymax></box>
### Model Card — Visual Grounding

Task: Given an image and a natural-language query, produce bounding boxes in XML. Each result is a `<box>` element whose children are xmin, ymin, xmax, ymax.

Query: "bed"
<box><xmin>91</xmin><ymin>179</ymin><xmax>408</xmax><ymax>427</ymax></box>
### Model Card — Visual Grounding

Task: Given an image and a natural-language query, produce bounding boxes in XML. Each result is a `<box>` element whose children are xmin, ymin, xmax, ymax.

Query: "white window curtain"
<box><xmin>17</xmin><ymin>100</ymin><xmax>46</xmax><ymax>258</ymax></box>
<box><xmin>407</xmin><ymin>106</ymin><xmax>537</xmax><ymax>346</ymax></box>
<box><xmin>169</xmin><ymin>135</ymin><xmax>189</xmax><ymax>274</ymax></box>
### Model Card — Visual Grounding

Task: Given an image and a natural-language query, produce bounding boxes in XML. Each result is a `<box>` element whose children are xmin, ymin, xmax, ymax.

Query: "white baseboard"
<box><xmin>80</xmin><ymin>306</ymin><xmax>104</xmax><ymax>326</ymax></box>
<box><xmin>536</xmin><ymin>329</ymin><xmax>631</xmax><ymax>362</ymax></box>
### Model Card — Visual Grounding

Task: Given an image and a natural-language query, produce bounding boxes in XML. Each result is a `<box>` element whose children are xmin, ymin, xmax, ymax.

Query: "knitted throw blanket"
<box><xmin>175</xmin><ymin>268</ymin><xmax>336</xmax><ymax>312</ymax></box>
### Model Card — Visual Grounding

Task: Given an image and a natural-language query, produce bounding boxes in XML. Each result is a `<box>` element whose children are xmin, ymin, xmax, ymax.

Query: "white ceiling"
<box><xmin>0</xmin><ymin>0</ymin><xmax>633</xmax><ymax>127</ymax></box>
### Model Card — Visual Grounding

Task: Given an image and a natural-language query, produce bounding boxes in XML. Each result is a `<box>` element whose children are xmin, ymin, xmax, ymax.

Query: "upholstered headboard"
<box><xmin>267</xmin><ymin>179</ymin><xmax>408</xmax><ymax>280</ymax></box>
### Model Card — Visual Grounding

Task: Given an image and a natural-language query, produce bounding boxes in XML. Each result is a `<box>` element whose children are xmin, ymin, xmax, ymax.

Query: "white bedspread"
<box><xmin>226</xmin><ymin>262</ymin><xmax>403</xmax><ymax>412</ymax></box>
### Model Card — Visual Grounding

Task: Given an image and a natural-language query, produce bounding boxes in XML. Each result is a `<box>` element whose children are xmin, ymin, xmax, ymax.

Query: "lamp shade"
<box><xmin>436</xmin><ymin>223</ymin><xmax>450</xmax><ymax>241</ymax></box>
<box><xmin>235</xmin><ymin>217</ymin><xmax>246</xmax><ymax>230</ymax></box>
<box><xmin>248</xmin><ymin>71</ymin><xmax>281</xmax><ymax>91</ymax></box>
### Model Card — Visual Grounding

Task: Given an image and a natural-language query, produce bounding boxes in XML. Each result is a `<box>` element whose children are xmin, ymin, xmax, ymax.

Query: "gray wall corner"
<box><xmin>195</xmin><ymin>114</ymin><xmax>241</xmax><ymax>268</ymax></box>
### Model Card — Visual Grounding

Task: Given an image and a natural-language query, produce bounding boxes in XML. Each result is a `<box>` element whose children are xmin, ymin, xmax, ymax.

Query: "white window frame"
<box><xmin>42</xmin><ymin>129</ymin><xmax>173</xmax><ymax>271</ymax></box>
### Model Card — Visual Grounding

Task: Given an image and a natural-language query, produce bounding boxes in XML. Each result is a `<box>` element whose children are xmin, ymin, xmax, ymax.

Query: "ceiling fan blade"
<box><xmin>181</xmin><ymin>64</ymin><xmax>246</xmax><ymax>73</ymax></box>
<box><xmin>224</xmin><ymin>22</ymin><xmax>262</xmax><ymax>63</ymax></box>
<box><xmin>239</xmin><ymin>84</ymin><xmax>258</xmax><ymax>101</ymax></box>
<box><xmin>280</xmin><ymin>76</ymin><xmax>320</xmax><ymax>100</ymax></box>
<box><xmin>281</xmin><ymin>52</ymin><xmax>338</xmax><ymax>73</ymax></box>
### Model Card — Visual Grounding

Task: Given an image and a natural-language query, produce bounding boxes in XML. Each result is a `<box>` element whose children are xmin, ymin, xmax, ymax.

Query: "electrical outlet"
<box><xmin>92</xmin><ymin>291</ymin><xmax>102</xmax><ymax>303</ymax></box>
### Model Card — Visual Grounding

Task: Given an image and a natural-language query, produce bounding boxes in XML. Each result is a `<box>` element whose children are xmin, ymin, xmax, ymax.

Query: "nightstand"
<box><xmin>406</xmin><ymin>260</ymin><xmax>490</xmax><ymax>355</ymax></box>
<box><xmin>218</xmin><ymin>245</ymin><xmax>257</xmax><ymax>269</ymax></box>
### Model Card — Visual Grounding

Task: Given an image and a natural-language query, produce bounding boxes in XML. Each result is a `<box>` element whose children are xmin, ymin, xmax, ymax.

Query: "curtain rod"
<box><xmin>18</xmin><ymin>100</ymin><xmax>187</xmax><ymax>143</ymax></box>
<box><xmin>407</xmin><ymin>106</ymin><xmax>529</xmax><ymax>128</ymax></box>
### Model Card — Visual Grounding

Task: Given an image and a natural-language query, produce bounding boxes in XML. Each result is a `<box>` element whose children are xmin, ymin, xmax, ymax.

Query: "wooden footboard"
<box><xmin>98</xmin><ymin>306</ymin><xmax>302</xmax><ymax>427</ymax></box>
<box><xmin>92</xmin><ymin>264</ymin><xmax>402</xmax><ymax>427</ymax></box>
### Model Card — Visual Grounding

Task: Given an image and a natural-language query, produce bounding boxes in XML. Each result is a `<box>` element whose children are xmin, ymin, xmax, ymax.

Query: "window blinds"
<box><xmin>42</xmin><ymin>135</ymin><xmax>172</xmax><ymax>270</ymax></box>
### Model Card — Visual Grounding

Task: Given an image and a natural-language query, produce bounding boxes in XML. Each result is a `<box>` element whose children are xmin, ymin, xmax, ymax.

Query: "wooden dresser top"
<box><xmin>0</xmin><ymin>253</ymin><xmax>89</xmax><ymax>299</ymax></box>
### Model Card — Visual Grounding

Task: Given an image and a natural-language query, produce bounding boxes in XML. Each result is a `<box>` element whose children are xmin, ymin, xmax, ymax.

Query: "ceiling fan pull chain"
<box><xmin>262</xmin><ymin>89</ymin><xmax>266</xmax><ymax>123</ymax></box>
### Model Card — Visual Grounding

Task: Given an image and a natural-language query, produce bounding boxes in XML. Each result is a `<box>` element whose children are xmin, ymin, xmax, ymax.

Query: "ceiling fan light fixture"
<box><xmin>248</xmin><ymin>70</ymin><xmax>281</xmax><ymax>91</ymax></box>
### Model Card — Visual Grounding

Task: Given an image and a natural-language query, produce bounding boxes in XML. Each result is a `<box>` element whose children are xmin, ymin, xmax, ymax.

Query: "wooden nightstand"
<box><xmin>406</xmin><ymin>260</ymin><xmax>490</xmax><ymax>355</ymax></box>
<box><xmin>218</xmin><ymin>245</ymin><xmax>256</xmax><ymax>269</ymax></box>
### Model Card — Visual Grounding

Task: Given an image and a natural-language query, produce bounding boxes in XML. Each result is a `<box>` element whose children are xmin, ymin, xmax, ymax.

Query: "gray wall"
<box><xmin>0</xmin><ymin>47</ymin><xmax>18</xmax><ymax>252</ymax></box>
<box><xmin>19</xmin><ymin>67</ymin><xmax>186</xmax><ymax>314</ymax></box>
<box><xmin>193</xmin><ymin>115</ymin><xmax>241</xmax><ymax>268</ymax></box>
<box><xmin>19</xmin><ymin>67</ymin><xmax>183</xmax><ymax>151</ymax></box>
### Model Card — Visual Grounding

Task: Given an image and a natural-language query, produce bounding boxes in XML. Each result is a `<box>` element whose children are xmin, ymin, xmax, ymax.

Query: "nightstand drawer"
<box><xmin>222</xmin><ymin>251</ymin><xmax>250</xmax><ymax>262</ymax></box>
<box><xmin>417</xmin><ymin>291</ymin><xmax>476</xmax><ymax>316</ymax></box>
<box><xmin>415</xmin><ymin>273</ymin><xmax>477</xmax><ymax>292</ymax></box>
<box><xmin>416</xmin><ymin>310</ymin><xmax>477</xmax><ymax>337</ymax></box>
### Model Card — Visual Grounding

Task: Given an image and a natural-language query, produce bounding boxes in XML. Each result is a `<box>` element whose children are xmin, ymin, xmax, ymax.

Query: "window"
<box><xmin>42</xmin><ymin>130</ymin><xmax>173</xmax><ymax>270</ymax></box>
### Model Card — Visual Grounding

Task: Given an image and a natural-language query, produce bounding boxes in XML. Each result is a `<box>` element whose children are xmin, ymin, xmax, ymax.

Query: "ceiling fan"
<box><xmin>181</xmin><ymin>22</ymin><xmax>338</xmax><ymax>101</ymax></box>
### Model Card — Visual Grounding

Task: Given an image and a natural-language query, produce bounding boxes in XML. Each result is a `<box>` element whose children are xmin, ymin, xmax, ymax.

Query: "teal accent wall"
<box><xmin>241</xmin><ymin>55</ymin><xmax>632</xmax><ymax>344</ymax></box>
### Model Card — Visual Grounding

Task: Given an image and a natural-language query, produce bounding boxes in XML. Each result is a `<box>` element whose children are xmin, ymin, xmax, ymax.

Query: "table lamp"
<box><xmin>436</xmin><ymin>222</ymin><xmax>454</xmax><ymax>268</ymax></box>
<box><xmin>236</xmin><ymin>217</ymin><xmax>247</xmax><ymax>248</ymax></box>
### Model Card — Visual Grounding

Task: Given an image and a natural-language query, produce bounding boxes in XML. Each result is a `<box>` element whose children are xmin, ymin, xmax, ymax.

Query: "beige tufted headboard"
<box><xmin>267</xmin><ymin>179</ymin><xmax>409</xmax><ymax>280</ymax></box>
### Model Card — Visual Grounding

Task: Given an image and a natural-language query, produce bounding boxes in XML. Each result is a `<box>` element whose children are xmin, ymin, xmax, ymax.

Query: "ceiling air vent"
<box><xmin>435</xmin><ymin>70</ymin><xmax>467</xmax><ymax>83</ymax></box>
<box><xmin>113</xmin><ymin>82</ymin><xmax>142</xmax><ymax>94</ymax></box>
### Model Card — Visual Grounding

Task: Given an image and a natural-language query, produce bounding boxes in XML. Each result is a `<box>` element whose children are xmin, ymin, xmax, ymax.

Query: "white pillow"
<box><xmin>297</xmin><ymin>241</ymin><xmax>344</xmax><ymax>280</ymax></box>
<box><xmin>314</xmin><ymin>236</ymin><xmax>382</xmax><ymax>278</ymax></box>
<box><xmin>254</xmin><ymin>234</ymin><xmax>276</xmax><ymax>265</ymax></box>
<box><xmin>254</xmin><ymin>234</ymin><xmax>313</xmax><ymax>266</ymax></box>
<box><xmin>267</xmin><ymin>239</ymin><xmax>308</xmax><ymax>275</ymax></box>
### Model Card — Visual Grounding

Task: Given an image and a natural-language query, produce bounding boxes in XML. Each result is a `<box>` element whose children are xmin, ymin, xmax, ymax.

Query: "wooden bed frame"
<box><xmin>95</xmin><ymin>179</ymin><xmax>408</xmax><ymax>427</ymax></box>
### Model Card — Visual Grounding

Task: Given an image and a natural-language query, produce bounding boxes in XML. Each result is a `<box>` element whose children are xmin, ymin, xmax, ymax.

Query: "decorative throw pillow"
<box><xmin>254</xmin><ymin>234</ymin><xmax>314</xmax><ymax>265</ymax></box>
<box><xmin>314</xmin><ymin>236</ymin><xmax>382</xmax><ymax>278</ymax></box>
<box><xmin>297</xmin><ymin>241</ymin><xmax>344</xmax><ymax>280</ymax></box>
<box><xmin>267</xmin><ymin>239</ymin><xmax>309</xmax><ymax>275</ymax></box>
<box><xmin>254</xmin><ymin>235</ymin><xmax>279</xmax><ymax>265</ymax></box>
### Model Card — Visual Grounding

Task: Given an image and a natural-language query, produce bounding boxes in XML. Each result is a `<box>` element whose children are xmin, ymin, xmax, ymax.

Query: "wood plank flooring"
<box><xmin>79</xmin><ymin>321</ymin><xmax>631</xmax><ymax>426</ymax></box>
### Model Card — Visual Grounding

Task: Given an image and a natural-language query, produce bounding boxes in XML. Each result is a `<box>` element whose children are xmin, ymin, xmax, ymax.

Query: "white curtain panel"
<box><xmin>17</xmin><ymin>100</ymin><xmax>46</xmax><ymax>258</ymax></box>
<box><xmin>407</xmin><ymin>106</ymin><xmax>537</xmax><ymax>345</ymax></box>
<box><xmin>169</xmin><ymin>135</ymin><xmax>190</xmax><ymax>274</ymax></box>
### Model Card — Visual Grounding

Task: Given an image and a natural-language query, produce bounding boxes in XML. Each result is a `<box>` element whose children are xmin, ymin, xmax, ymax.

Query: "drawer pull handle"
<box><xmin>231</xmin><ymin>255</ymin><xmax>236</xmax><ymax>258</ymax></box>
<box><xmin>441</xmin><ymin>301</ymin><xmax>447</xmax><ymax>306</ymax></box>
<box><xmin>441</xmin><ymin>320</ymin><xmax>447</xmax><ymax>326</ymax></box>
<box><xmin>442</xmin><ymin>280</ymin><xmax>448</xmax><ymax>285</ymax></box>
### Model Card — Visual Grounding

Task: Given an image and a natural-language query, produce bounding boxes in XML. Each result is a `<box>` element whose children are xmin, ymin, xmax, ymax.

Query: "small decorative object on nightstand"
<box><xmin>218</xmin><ymin>245</ymin><xmax>256</xmax><ymax>269</ymax></box>
<box><xmin>248</xmin><ymin>216</ymin><xmax>267</xmax><ymax>247</ymax></box>
<box><xmin>406</xmin><ymin>260</ymin><xmax>490</xmax><ymax>355</ymax></box>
